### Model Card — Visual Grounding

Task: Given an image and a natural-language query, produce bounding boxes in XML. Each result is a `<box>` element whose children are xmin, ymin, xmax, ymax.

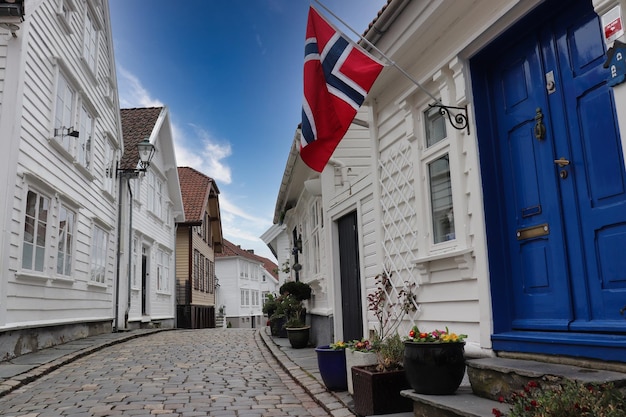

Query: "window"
<box><xmin>147</xmin><ymin>171</ymin><xmax>163</xmax><ymax>218</ymax></box>
<box><xmin>425</xmin><ymin>106</ymin><xmax>447</xmax><ymax>147</ymax></box>
<box><xmin>76</xmin><ymin>104</ymin><xmax>93</xmax><ymax>169</ymax></box>
<box><xmin>309</xmin><ymin>200</ymin><xmax>322</xmax><ymax>275</ymax></box>
<box><xmin>55</xmin><ymin>0</ymin><xmax>75</xmax><ymax>34</ymax></box>
<box><xmin>90</xmin><ymin>225</ymin><xmax>108</xmax><ymax>283</ymax></box>
<box><xmin>429</xmin><ymin>155</ymin><xmax>455</xmax><ymax>243</ymax></box>
<box><xmin>54</xmin><ymin>72</ymin><xmax>76</xmax><ymax>154</ymax></box>
<box><xmin>193</xmin><ymin>250</ymin><xmax>200</xmax><ymax>290</ymax></box>
<box><xmin>132</xmin><ymin>237</ymin><xmax>138</xmax><ymax>288</ymax></box>
<box><xmin>82</xmin><ymin>6</ymin><xmax>99</xmax><ymax>74</ymax></box>
<box><xmin>22</xmin><ymin>190</ymin><xmax>50</xmax><ymax>272</ymax></box>
<box><xmin>103</xmin><ymin>138</ymin><xmax>116</xmax><ymax>195</ymax></box>
<box><xmin>423</xmin><ymin>105</ymin><xmax>456</xmax><ymax>245</ymax></box>
<box><xmin>56</xmin><ymin>205</ymin><xmax>75</xmax><ymax>276</ymax></box>
<box><xmin>156</xmin><ymin>249</ymin><xmax>170</xmax><ymax>292</ymax></box>
<box><xmin>208</xmin><ymin>259</ymin><xmax>215</xmax><ymax>294</ymax></box>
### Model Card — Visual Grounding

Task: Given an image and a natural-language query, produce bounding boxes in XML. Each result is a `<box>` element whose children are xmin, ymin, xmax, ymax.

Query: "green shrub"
<box><xmin>279</xmin><ymin>281</ymin><xmax>312</xmax><ymax>301</ymax></box>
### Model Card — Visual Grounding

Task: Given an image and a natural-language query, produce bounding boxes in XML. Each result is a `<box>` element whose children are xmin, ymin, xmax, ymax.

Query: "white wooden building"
<box><xmin>119</xmin><ymin>107</ymin><xmax>184</xmax><ymax>330</ymax></box>
<box><xmin>0</xmin><ymin>0</ymin><xmax>123</xmax><ymax>357</ymax></box>
<box><xmin>215</xmin><ymin>239</ymin><xmax>279</xmax><ymax>329</ymax></box>
<box><xmin>272</xmin><ymin>0</ymin><xmax>626</xmax><ymax>364</ymax></box>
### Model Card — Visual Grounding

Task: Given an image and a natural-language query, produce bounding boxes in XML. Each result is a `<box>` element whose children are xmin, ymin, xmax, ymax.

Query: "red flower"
<box><xmin>409</xmin><ymin>329</ymin><xmax>416</xmax><ymax>338</ymax></box>
<box><xmin>498</xmin><ymin>396</ymin><xmax>504</xmax><ymax>403</ymax></box>
<box><xmin>492</xmin><ymin>408</ymin><xmax>503</xmax><ymax>417</ymax></box>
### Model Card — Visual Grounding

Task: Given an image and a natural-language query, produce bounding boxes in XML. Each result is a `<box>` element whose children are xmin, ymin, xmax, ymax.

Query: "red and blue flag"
<box><xmin>300</xmin><ymin>6</ymin><xmax>384</xmax><ymax>172</ymax></box>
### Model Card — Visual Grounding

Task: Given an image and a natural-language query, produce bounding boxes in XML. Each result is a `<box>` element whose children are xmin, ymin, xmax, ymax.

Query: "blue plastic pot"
<box><xmin>315</xmin><ymin>345</ymin><xmax>348</xmax><ymax>391</ymax></box>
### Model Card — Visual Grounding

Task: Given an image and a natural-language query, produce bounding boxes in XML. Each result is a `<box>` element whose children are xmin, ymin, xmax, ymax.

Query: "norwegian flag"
<box><xmin>300</xmin><ymin>6</ymin><xmax>384</xmax><ymax>172</ymax></box>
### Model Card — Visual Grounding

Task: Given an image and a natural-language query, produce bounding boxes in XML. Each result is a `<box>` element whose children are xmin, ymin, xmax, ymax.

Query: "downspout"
<box><xmin>125</xmin><ymin>180</ymin><xmax>133</xmax><ymax>328</ymax></box>
<box><xmin>114</xmin><ymin>172</ymin><xmax>124</xmax><ymax>332</ymax></box>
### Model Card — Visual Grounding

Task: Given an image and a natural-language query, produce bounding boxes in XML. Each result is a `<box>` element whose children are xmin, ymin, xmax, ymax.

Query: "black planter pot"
<box><xmin>403</xmin><ymin>341</ymin><xmax>466</xmax><ymax>395</ymax></box>
<box><xmin>286</xmin><ymin>326</ymin><xmax>310</xmax><ymax>349</ymax></box>
<box><xmin>351</xmin><ymin>365</ymin><xmax>412</xmax><ymax>416</ymax></box>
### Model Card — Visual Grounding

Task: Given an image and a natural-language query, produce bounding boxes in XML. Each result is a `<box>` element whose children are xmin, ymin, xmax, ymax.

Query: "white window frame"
<box><xmin>21</xmin><ymin>189</ymin><xmax>51</xmax><ymax>274</ymax></box>
<box><xmin>75</xmin><ymin>103</ymin><xmax>94</xmax><ymax>171</ymax></box>
<box><xmin>156</xmin><ymin>248</ymin><xmax>170</xmax><ymax>293</ymax></box>
<box><xmin>56</xmin><ymin>203</ymin><xmax>76</xmax><ymax>277</ymax></box>
<box><xmin>90</xmin><ymin>223</ymin><xmax>108</xmax><ymax>284</ymax></box>
<box><xmin>55</xmin><ymin>0</ymin><xmax>76</xmax><ymax>35</ymax></box>
<box><xmin>81</xmin><ymin>1</ymin><xmax>101</xmax><ymax>78</ymax></box>
<box><xmin>420</xmin><ymin>104</ymin><xmax>458</xmax><ymax>252</ymax></box>
<box><xmin>53</xmin><ymin>70</ymin><xmax>77</xmax><ymax>156</ymax></box>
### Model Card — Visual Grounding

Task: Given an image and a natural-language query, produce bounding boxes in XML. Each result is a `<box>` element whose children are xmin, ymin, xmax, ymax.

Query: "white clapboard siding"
<box><xmin>2</xmin><ymin>0</ymin><xmax>121</xmax><ymax>329</ymax></box>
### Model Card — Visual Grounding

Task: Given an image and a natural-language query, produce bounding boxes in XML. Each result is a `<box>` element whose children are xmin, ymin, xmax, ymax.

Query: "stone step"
<box><xmin>402</xmin><ymin>386</ymin><xmax>511</xmax><ymax>417</ymax></box>
<box><xmin>467</xmin><ymin>357</ymin><xmax>626</xmax><ymax>401</ymax></box>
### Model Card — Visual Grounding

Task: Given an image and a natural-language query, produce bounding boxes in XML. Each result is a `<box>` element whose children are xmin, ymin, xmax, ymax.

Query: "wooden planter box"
<box><xmin>351</xmin><ymin>365</ymin><xmax>413</xmax><ymax>416</ymax></box>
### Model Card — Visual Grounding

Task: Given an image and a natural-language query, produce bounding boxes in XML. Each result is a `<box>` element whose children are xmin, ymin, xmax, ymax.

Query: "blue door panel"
<box><xmin>472</xmin><ymin>0</ymin><xmax>626</xmax><ymax>359</ymax></box>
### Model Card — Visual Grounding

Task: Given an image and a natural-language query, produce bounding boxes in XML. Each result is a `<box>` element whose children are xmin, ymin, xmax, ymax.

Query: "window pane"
<box><xmin>429</xmin><ymin>155</ymin><xmax>455</xmax><ymax>243</ymax></box>
<box><xmin>425</xmin><ymin>106</ymin><xmax>447</xmax><ymax>147</ymax></box>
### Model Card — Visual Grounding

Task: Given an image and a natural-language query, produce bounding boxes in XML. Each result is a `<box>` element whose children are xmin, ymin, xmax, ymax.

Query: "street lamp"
<box><xmin>114</xmin><ymin>138</ymin><xmax>156</xmax><ymax>332</ymax></box>
<box><xmin>119</xmin><ymin>138</ymin><xmax>155</xmax><ymax>177</ymax></box>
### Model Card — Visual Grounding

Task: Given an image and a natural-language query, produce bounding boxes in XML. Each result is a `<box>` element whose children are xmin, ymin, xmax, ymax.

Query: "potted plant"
<box><xmin>403</xmin><ymin>325</ymin><xmax>467</xmax><ymax>395</ymax></box>
<box><xmin>283</xmin><ymin>295</ymin><xmax>310</xmax><ymax>349</ymax></box>
<box><xmin>268</xmin><ymin>295</ymin><xmax>288</xmax><ymax>338</ymax></box>
<box><xmin>345</xmin><ymin>339</ymin><xmax>377</xmax><ymax>394</ymax></box>
<box><xmin>315</xmin><ymin>341</ymin><xmax>348</xmax><ymax>391</ymax></box>
<box><xmin>351</xmin><ymin>271</ymin><xmax>417</xmax><ymax>416</ymax></box>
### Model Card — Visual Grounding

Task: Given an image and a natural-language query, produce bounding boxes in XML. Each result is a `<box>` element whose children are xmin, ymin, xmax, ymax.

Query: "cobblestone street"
<box><xmin>0</xmin><ymin>329</ymin><xmax>331</xmax><ymax>417</ymax></box>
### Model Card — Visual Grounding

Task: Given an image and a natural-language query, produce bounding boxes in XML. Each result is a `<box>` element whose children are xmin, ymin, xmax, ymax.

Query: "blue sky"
<box><xmin>109</xmin><ymin>0</ymin><xmax>387</xmax><ymax>261</ymax></box>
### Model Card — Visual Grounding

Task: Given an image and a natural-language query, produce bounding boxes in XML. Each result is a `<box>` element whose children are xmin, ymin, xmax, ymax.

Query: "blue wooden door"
<box><xmin>483</xmin><ymin>0</ymin><xmax>626</xmax><ymax>334</ymax></box>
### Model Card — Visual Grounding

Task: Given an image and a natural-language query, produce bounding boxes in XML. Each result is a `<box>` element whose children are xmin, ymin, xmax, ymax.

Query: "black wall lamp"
<box><xmin>117</xmin><ymin>138</ymin><xmax>155</xmax><ymax>177</ymax></box>
<box><xmin>294</xmin><ymin>235</ymin><xmax>302</xmax><ymax>253</ymax></box>
<box><xmin>54</xmin><ymin>126</ymin><xmax>80</xmax><ymax>138</ymax></box>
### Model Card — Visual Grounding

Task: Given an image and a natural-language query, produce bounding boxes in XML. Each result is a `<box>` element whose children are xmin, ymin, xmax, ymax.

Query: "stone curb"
<box><xmin>257</xmin><ymin>327</ymin><xmax>356</xmax><ymax>417</ymax></box>
<box><xmin>0</xmin><ymin>328</ymin><xmax>166</xmax><ymax>398</ymax></box>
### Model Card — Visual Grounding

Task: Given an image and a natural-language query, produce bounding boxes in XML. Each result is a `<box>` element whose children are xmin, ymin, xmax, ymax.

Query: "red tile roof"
<box><xmin>120</xmin><ymin>107</ymin><xmax>163</xmax><ymax>170</ymax></box>
<box><xmin>216</xmin><ymin>238</ymin><xmax>278</xmax><ymax>281</ymax></box>
<box><xmin>177</xmin><ymin>166</ymin><xmax>214</xmax><ymax>223</ymax></box>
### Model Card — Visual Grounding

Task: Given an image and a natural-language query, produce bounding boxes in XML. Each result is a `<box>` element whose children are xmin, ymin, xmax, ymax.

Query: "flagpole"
<box><xmin>313</xmin><ymin>0</ymin><xmax>442</xmax><ymax>104</ymax></box>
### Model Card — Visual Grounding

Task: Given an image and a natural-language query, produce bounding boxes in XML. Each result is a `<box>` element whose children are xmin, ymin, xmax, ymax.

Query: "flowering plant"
<box><xmin>347</xmin><ymin>338</ymin><xmax>374</xmax><ymax>352</ymax></box>
<box><xmin>492</xmin><ymin>380</ymin><xmax>625</xmax><ymax>417</ymax></box>
<box><xmin>406</xmin><ymin>326</ymin><xmax>467</xmax><ymax>343</ymax></box>
<box><xmin>329</xmin><ymin>340</ymin><xmax>347</xmax><ymax>350</ymax></box>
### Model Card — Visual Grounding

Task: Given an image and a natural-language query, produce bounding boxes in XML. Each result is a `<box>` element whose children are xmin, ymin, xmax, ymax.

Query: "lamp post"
<box><xmin>114</xmin><ymin>138</ymin><xmax>156</xmax><ymax>332</ymax></box>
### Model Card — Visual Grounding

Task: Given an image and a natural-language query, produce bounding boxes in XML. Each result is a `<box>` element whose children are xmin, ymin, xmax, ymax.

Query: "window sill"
<box><xmin>74</xmin><ymin>161</ymin><xmax>95</xmax><ymax>181</ymax></box>
<box><xmin>87</xmin><ymin>281</ymin><xmax>107</xmax><ymax>289</ymax></box>
<box><xmin>15</xmin><ymin>271</ymin><xmax>49</xmax><ymax>282</ymax></box>
<box><xmin>51</xmin><ymin>275</ymin><xmax>74</xmax><ymax>285</ymax></box>
<box><xmin>413</xmin><ymin>247</ymin><xmax>474</xmax><ymax>284</ymax></box>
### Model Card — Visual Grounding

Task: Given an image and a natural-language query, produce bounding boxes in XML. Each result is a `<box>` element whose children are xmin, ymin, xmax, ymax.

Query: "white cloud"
<box><xmin>117</xmin><ymin>66</ymin><xmax>164</xmax><ymax>108</ymax></box>
<box><xmin>116</xmin><ymin>66</ymin><xmax>275</xmax><ymax>261</ymax></box>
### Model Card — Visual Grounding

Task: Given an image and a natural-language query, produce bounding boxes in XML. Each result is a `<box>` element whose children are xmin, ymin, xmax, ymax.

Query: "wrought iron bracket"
<box><xmin>428</xmin><ymin>103</ymin><xmax>470</xmax><ymax>134</ymax></box>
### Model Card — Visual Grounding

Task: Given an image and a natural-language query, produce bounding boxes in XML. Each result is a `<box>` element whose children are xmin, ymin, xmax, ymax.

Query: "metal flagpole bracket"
<box><xmin>428</xmin><ymin>103</ymin><xmax>470</xmax><ymax>134</ymax></box>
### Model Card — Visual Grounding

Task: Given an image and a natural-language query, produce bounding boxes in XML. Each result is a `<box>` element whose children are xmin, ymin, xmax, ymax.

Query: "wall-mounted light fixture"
<box><xmin>54</xmin><ymin>126</ymin><xmax>80</xmax><ymax>138</ymax></box>
<box><xmin>0</xmin><ymin>0</ymin><xmax>25</xmax><ymax>37</ymax></box>
<box><xmin>117</xmin><ymin>138</ymin><xmax>155</xmax><ymax>177</ymax></box>
<box><xmin>291</xmin><ymin>234</ymin><xmax>302</xmax><ymax>255</ymax></box>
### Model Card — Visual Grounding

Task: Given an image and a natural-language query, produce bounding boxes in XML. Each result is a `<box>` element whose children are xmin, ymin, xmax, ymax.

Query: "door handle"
<box><xmin>554</xmin><ymin>157</ymin><xmax>570</xmax><ymax>167</ymax></box>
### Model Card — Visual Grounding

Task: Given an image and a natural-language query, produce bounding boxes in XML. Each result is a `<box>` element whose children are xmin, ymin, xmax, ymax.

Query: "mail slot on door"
<box><xmin>516</xmin><ymin>223</ymin><xmax>549</xmax><ymax>240</ymax></box>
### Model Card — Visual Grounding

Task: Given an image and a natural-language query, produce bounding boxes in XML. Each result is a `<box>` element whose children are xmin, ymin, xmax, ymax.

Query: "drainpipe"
<box><xmin>114</xmin><ymin>172</ymin><xmax>124</xmax><ymax>332</ymax></box>
<box><xmin>125</xmin><ymin>180</ymin><xmax>133</xmax><ymax>328</ymax></box>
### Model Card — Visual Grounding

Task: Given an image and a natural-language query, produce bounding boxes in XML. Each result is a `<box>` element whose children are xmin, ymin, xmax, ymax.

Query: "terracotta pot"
<box><xmin>403</xmin><ymin>341</ymin><xmax>466</xmax><ymax>395</ymax></box>
<box><xmin>351</xmin><ymin>365</ymin><xmax>412</xmax><ymax>416</ymax></box>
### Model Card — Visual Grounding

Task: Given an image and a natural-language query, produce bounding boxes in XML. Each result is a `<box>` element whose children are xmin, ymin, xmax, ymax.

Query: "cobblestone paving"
<box><xmin>0</xmin><ymin>328</ymin><xmax>330</xmax><ymax>417</ymax></box>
